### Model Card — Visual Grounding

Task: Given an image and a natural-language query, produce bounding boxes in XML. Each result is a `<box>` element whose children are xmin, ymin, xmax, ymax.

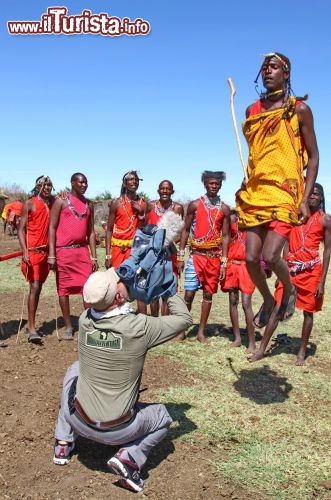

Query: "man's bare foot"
<box><xmin>230</xmin><ymin>339</ymin><xmax>242</xmax><ymax>347</ymax></box>
<box><xmin>253</xmin><ymin>299</ymin><xmax>276</xmax><ymax>328</ymax></box>
<box><xmin>246</xmin><ymin>343</ymin><xmax>256</xmax><ymax>354</ymax></box>
<box><xmin>296</xmin><ymin>352</ymin><xmax>306</xmax><ymax>366</ymax></box>
<box><xmin>248</xmin><ymin>350</ymin><xmax>264</xmax><ymax>362</ymax></box>
<box><xmin>172</xmin><ymin>331</ymin><xmax>186</xmax><ymax>342</ymax></box>
<box><xmin>276</xmin><ymin>286</ymin><xmax>297</xmax><ymax>322</ymax></box>
<box><xmin>197</xmin><ymin>334</ymin><xmax>209</xmax><ymax>345</ymax></box>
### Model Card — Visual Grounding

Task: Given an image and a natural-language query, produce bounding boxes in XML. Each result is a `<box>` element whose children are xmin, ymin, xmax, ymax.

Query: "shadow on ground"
<box><xmin>187</xmin><ymin>323</ymin><xmax>262</xmax><ymax>346</ymax></box>
<box><xmin>0</xmin><ymin>315</ymin><xmax>80</xmax><ymax>341</ymax></box>
<box><xmin>267</xmin><ymin>334</ymin><xmax>317</xmax><ymax>360</ymax></box>
<box><xmin>230</xmin><ymin>363</ymin><xmax>293</xmax><ymax>404</ymax></box>
<box><xmin>76</xmin><ymin>402</ymin><xmax>196</xmax><ymax>480</ymax></box>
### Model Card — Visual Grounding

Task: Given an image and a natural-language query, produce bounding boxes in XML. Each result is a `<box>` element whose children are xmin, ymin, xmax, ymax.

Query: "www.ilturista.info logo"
<box><xmin>7</xmin><ymin>7</ymin><xmax>151</xmax><ymax>36</ymax></box>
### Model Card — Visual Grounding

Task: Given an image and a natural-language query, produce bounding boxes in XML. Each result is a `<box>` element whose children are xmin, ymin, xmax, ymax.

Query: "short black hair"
<box><xmin>201</xmin><ymin>171</ymin><xmax>226</xmax><ymax>184</ymax></box>
<box><xmin>158</xmin><ymin>179</ymin><xmax>174</xmax><ymax>191</ymax></box>
<box><xmin>71</xmin><ymin>172</ymin><xmax>87</xmax><ymax>183</ymax></box>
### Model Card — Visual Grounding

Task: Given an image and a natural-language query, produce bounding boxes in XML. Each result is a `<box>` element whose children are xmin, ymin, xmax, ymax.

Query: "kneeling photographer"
<box><xmin>52</xmin><ymin>223</ymin><xmax>192</xmax><ymax>493</ymax></box>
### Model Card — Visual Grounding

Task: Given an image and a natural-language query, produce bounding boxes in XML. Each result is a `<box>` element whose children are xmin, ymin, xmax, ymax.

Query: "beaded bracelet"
<box><xmin>91</xmin><ymin>257</ymin><xmax>98</xmax><ymax>261</ymax></box>
<box><xmin>220</xmin><ymin>256</ymin><xmax>228</xmax><ymax>267</ymax></box>
<box><xmin>138</xmin><ymin>214</ymin><xmax>145</xmax><ymax>220</ymax></box>
<box><xmin>105</xmin><ymin>255</ymin><xmax>111</xmax><ymax>259</ymax></box>
<box><xmin>48</xmin><ymin>256</ymin><xmax>56</xmax><ymax>259</ymax></box>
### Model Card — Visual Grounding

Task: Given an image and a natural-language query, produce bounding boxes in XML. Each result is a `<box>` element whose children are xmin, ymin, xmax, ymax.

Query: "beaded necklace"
<box><xmin>67</xmin><ymin>193</ymin><xmax>88</xmax><ymax>219</ymax></box>
<box><xmin>154</xmin><ymin>200</ymin><xmax>175</xmax><ymax>217</ymax></box>
<box><xmin>297</xmin><ymin>210</ymin><xmax>321</xmax><ymax>251</ymax></box>
<box><xmin>233</xmin><ymin>222</ymin><xmax>245</xmax><ymax>247</ymax></box>
<box><xmin>113</xmin><ymin>196</ymin><xmax>143</xmax><ymax>234</ymax></box>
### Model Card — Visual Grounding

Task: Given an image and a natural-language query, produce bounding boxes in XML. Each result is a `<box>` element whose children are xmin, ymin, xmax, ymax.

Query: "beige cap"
<box><xmin>83</xmin><ymin>268</ymin><xmax>120</xmax><ymax>311</ymax></box>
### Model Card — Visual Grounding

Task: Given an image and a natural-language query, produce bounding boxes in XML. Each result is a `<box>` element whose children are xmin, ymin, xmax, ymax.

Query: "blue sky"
<box><xmin>1</xmin><ymin>1</ymin><xmax>331</xmax><ymax>211</ymax></box>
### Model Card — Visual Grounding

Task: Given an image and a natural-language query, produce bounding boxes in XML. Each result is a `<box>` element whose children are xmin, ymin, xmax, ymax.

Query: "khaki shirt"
<box><xmin>76</xmin><ymin>294</ymin><xmax>192</xmax><ymax>422</ymax></box>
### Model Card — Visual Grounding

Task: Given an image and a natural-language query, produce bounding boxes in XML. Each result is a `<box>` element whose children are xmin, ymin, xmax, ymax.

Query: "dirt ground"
<box><xmin>0</xmin><ymin>235</ymin><xmax>248</xmax><ymax>500</ymax></box>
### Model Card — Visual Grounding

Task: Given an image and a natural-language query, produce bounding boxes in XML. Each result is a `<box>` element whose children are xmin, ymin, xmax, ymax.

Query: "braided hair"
<box><xmin>31</xmin><ymin>175</ymin><xmax>53</xmax><ymax>197</ymax></box>
<box><xmin>120</xmin><ymin>171</ymin><xmax>142</xmax><ymax>196</ymax></box>
<box><xmin>254</xmin><ymin>52</ymin><xmax>292</xmax><ymax>96</ymax></box>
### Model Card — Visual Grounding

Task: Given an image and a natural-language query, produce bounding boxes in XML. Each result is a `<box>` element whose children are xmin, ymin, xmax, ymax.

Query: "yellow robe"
<box><xmin>237</xmin><ymin>97</ymin><xmax>306</xmax><ymax>228</ymax></box>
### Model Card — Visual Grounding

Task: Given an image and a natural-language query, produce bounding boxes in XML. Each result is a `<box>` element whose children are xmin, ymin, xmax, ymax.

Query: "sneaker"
<box><xmin>53</xmin><ymin>441</ymin><xmax>75</xmax><ymax>465</ymax></box>
<box><xmin>107</xmin><ymin>448</ymin><xmax>144</xmax><ymax>493</ymax></box>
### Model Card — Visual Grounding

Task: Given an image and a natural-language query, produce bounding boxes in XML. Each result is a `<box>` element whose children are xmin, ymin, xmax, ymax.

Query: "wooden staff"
<box><xmin>227</xmin><ymin>78</ymin><xmax>248</xmax><ymax>183</ymax></box>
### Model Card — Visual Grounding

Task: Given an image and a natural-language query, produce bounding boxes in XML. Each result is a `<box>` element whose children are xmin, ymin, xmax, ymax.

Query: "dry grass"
<box><xmin>2</xmin><ymin>246</ymin><xmax>331</xmax><ymax>498</ymax></box>
<box><xmin>153</xmin><ymin>275</ymin><xmax>331</xmax><ymax>499</ymax></box>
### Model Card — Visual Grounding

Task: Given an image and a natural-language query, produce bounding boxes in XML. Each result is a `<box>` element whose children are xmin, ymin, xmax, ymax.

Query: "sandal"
<box><xmin>25</xmin><ymin>327</ymin><xmax>43</xmax><ymax>337</ymax></box>
<box><xmin>62</xmin><ymin>328</ymin><xmax>74</xmax><ymax>341</ymax></box>
<box><xmin>276</xmin><ymin>286</ymin><xmax>297</xmax><ymax>322</ymax></box>
<box><xmin>253</xmin><ymin>300</ymin><xmax>275</xmax><ymax>329</ymax></box>
<box><xmin>28</xmin><ymin>332</ymin><xmax>43</xmax><ymax>344</ymax></box>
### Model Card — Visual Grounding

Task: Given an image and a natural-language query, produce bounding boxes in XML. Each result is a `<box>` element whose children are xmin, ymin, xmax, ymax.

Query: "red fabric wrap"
<box><xmin>20</xmin><ymin>196</ymin><xmax>51</xmax><ymax>283</ymax></box>
<box><xmin>192</xmin><ymin>254</ymin><xmax>220</xmax><ymax>294</ymax></box>
<box><xmin>221</xmin><ymin>222</ymin><xmax>255</xmax><ymax>294</ymax></box>
<box><xmin>274</xmin><ymin>211</ymin><xmax>325</xmax><ymax>313</ymax></box>
<box><xmin>55</xmin><ymin>194</ymin><xmax>92</xmax><ymax>296</ymax></box>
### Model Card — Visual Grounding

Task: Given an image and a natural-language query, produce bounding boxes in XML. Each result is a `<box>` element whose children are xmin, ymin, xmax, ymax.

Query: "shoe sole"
<box><xmin>28</xmin><ymin>334</ymin><xmax>43</xmax><ymax>344</ymax></box>
<box><xmin>107</xmin><ymin>458</ymin><xmax>143</xmax><ymax>493</ymax></box>
<box><xmin>53</xmin><ymin>456</ymin><xmax>70</xmax><ymax>465</ymax></box>
<box><xmin>120</xmin><ymin>477</ymin><xmax>144</xmax><ymax>493</ymax></box>
<box><xmin>53</xmin><ymin>443</ymin><xmax>75</xmax><ymax>465</ymax></box>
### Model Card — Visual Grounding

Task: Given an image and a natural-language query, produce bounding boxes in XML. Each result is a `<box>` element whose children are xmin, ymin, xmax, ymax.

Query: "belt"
<box><xmin>111</xmin><ymin>236</ymin><xmax>133</xmax><ymax>252</ymax></box>
<box><xmin>73</xmin><ymin>397</ymin><xmax>135</xmax><ymax>430</ymax></box>
<box><xmin>30</xmin><ymin>248</ymin><xmax>48</xmax><ymax>254</ymax></box>
<box><xmin>27</xmin><ymin>245</ymin><xmax>48</xmax><ymax>254</ymax></box>
<box><xmin>56</xmin><ymin>244</ymin><xmax>82</xmax><ymax>249</ymax></box>
<box><xmin>191</xmin><ymin>249</ymin><xmax>221</xmax><ymax>258</ymax></box>
<box><xmin>230</xmin><ymin>259</ymin><xmax>244</xmax><ymax>265</ymax></box>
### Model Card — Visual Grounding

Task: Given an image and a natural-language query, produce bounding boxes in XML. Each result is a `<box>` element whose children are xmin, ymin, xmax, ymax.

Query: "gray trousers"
<box><xmin>54</xmin><ymin>361</ymin><xmax>173</xmax><ymax>469</ymax></box>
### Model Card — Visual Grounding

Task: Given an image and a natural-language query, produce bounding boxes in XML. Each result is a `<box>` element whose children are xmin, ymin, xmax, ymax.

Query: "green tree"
<box><xmin>94</xmin><ymin>190</ymin><xmax>112</xmax><ymax>200</ymax></box>
<box><xmin>0</xmin><ymin>183</ymin><xmax>28</xmax><ymax>201</ymax></box>
<box><xmin>137</xmin><ymin>191</ymin><xmax>150</xmax><ymax>201</ymax></box>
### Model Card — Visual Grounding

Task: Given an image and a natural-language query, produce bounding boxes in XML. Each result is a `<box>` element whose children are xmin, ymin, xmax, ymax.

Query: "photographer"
<box><xmin>53</xmin><ymin>267</ymin><xmax>192</xmax><ymax>493</ymax></box>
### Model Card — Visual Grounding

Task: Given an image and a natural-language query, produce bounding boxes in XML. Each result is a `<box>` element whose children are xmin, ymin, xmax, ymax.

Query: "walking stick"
<box><xmin>227</xmin><ymin>78</ymin><xmax>248</xmax><ymax>183</ymax></box>
<box><xmin>16</xmin><ymin>286</ymin><xmax>27</xmax><ymax>344</ymax></box>
<box><xmin>53</xmin><ymin>284</ymin><xmax>60</xmax><ymax>341</ymax></box>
